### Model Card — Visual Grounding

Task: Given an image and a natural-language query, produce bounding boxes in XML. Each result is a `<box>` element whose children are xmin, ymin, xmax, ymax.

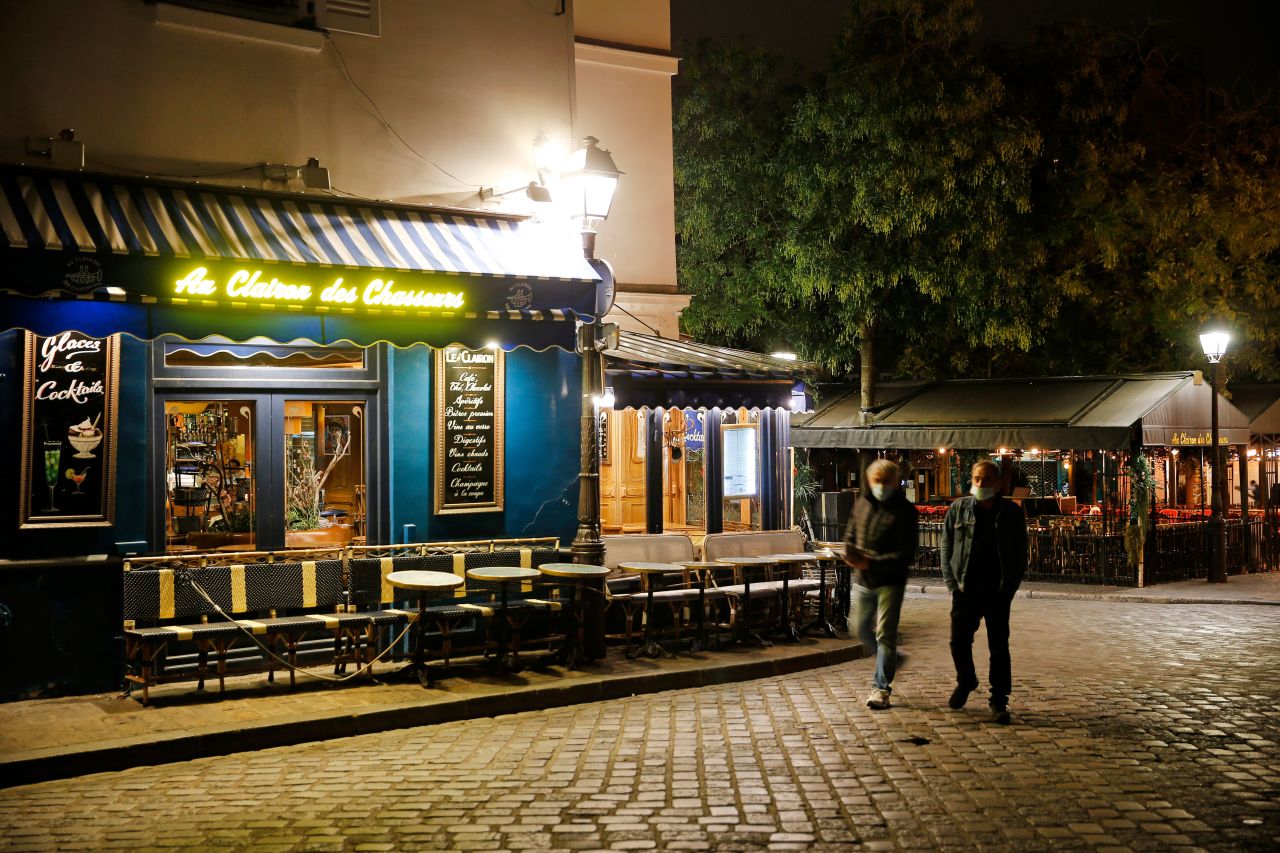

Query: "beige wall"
<box><xmin>574</xmin><ymin>0</ymin><xmax>670</xmax><ymax>50</ymax></box>
<box><xmin>573</xmin><ymin>0</ymin><xmax>680</xmax><ymax>340</ymax></box>
<box><xmin>0</xmin><ymin>1</ymin><xmax>578</xmax><ymax>211</ymax></box>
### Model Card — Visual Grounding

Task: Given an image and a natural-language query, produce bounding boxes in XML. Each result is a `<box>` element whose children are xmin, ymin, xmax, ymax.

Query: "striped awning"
<box><xmin>0</xmin><ymin>167</ymin><xmax>599</xmax><ymax>282</ymax></box>
<box><xmin>0</xmin><ymin>166</ymin><xmax>603</xmax><ymax>348</ymax></box>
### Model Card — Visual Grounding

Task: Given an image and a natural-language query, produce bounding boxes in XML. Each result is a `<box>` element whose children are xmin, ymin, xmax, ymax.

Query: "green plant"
<box><xmin>1124</xmin><ymin>454</ymin><xmax>1156</xmax><ymax>570</ymax></box>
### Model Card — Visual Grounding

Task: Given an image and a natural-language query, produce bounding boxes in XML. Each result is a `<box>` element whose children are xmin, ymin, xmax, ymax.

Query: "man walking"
<box><xmin>844</xmin><ymin>459</ymin><xmax>918</xmax><ymax>710</ymax></box>
<box><xmin>941</xmin><ymin>460</ymin><xmax>1028</xmax><ymax>724</ymax></box>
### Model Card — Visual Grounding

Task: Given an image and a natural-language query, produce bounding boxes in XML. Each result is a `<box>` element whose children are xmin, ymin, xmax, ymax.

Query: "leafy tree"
<box><xmin>672</xmin><ymin>40</ymin><xmax>799</xmax><ymax>348</ymax></box>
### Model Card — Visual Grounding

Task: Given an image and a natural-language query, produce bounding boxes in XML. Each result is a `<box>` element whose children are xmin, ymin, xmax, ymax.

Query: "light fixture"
<box><xmin>772</xmin><ymin>351</ymin><xmax>798</xmax><ymax>361</ymax></box>
<box><xmin>592</xmin><ymin>387</ymin><xmax>615</xmax><ymax>409</ymax></box>
<box><xmin>937</xmin><ymin>447</ymin><xmax>947</xmax><ymax>455</ymax></box>
<box><xmin>479</xmin><ymin>181</ymin><xmax>552</xmax><ymax>203</ymax></box>
<box><xmin>561</xmin><ymin>136</ymin><xmax>622</xmax><ymax>257</ymax></box>
<box><xmin>484</xmin><ymin>340</ymin><xmax>501</xmax><ymax>350</ymax></box>
<box><xmin>533</xmin><ymin>134</ymin><xmax>562</xmax><ymax>183</ymax></box>
<box><xmin>1200</xmin><ymin>329</ymin><xmax>1230</xmax><ymax>363</ymax></box>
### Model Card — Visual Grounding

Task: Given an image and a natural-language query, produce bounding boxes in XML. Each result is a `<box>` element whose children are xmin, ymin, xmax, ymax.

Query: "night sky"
<box><xmin>671</xmin><ymin>0</ymin><xmax>1280</xmax><ymax>96</ymax></box>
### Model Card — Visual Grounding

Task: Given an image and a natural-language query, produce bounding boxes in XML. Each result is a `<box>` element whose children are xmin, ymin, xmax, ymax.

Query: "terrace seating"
<box><xmin>122</xmin><ymin>541</ymin><xmax>572</xmax><ymax>704</ymax></box>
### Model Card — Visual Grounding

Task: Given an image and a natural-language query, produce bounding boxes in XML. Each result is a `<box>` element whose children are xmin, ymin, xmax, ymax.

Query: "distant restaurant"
<box><xmin>791</xmin><ymin>373</ymin><xmax>1277</xmax><ymax>585</ymax></box>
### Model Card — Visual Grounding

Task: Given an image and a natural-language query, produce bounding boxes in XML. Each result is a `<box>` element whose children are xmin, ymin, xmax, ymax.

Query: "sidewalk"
<box><xmin>911</xmin><ymin>570</ymin><xmax>1280</xmax><ymax>606</ymax></box>
<box><xmin>1</xmin><ymin>636</ymin><xmax>862</xmax><ymax>788</ymax></box>
<box><xmin>4</xmin><ymin>572</ymin><xmax>1277</xmax><ymax>789</ymax></box>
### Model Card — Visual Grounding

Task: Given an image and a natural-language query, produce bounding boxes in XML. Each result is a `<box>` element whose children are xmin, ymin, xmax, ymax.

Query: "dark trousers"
<box><xmin>949</xmin><ymin>586</ymin><xmax>1013</xmax><ymax>706</ymax></box>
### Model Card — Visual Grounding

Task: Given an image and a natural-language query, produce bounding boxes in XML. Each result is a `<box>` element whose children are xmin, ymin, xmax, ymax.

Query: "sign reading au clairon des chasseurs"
<box><xmin>0</xmin><ymin>253</ymin><xmax>599</xmax><ymax>316</ymax></box>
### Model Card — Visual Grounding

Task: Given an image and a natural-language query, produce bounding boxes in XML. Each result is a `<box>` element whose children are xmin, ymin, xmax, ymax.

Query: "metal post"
<box><xmin>571</xmin><ymin>323</ymin><xmax>605</xmax><ymax>566</ymax></box>
<box><xmin>1209</xmin><ymin>361</ymin><xmax>1227</xmax><ymax>583</ymax></box>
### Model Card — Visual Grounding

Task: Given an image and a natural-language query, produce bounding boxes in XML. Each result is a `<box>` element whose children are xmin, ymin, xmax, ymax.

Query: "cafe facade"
<box><xmin>1</xmin><ymin>164</ymin><xmax>607</xmax><ymax>554</ymax></box>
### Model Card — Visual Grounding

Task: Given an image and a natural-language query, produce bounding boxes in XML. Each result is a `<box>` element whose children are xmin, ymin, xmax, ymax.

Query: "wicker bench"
<box><xmin>123</xmin><ymin>543</ymin><xmax>573</xmax><ymax>704</ymax></box>
<box><xmin>122</xmin><ymin>560</ymin><xmax>376</xmax><ymax>705</ymax></box>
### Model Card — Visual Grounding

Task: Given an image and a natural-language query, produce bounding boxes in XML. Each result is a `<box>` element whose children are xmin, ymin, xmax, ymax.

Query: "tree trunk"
<box><xmin>859</xmin><ymin>322</ymin><xmax>875</xmax><ymax>425</ymax></box>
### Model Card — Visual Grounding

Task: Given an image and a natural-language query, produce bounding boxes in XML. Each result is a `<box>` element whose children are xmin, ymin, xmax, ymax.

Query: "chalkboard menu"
<box><xmin>19</xmin><ymin>332</ymin><xmax>119</xmax><ymax>528</ymax></box>
<box><xmin>434</xmin><ymin>346</ymin><xmax>505</xmax><ymax>514</ymax></box>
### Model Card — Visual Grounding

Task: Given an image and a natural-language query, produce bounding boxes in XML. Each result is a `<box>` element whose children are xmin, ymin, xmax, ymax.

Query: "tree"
<box><xmin>781</xmin><ymin>0</ymin><xmax>1040</xmax><ymax>408</ymax></box>
<box><xmin>672</xmin><ymin>40</ymin><xmax>799</xmax><ymax>348</ymax></box>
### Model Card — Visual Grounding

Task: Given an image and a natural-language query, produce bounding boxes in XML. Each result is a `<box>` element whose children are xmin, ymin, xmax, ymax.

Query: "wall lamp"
<box><xmin>479</xmin><ymin>181</ymin><xmax>552</xmax><ymax>203</ymax></box>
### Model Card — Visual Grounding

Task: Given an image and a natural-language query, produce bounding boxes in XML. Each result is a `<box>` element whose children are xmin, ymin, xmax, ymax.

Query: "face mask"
<box><xmin>971</xmin><ymin>485</ymin><xmax>997</xmax><ymax>501</ymax></box>
<box><xmin>870</xmin><ymin>483</ymin><xmax>895</xmax><ymax>501</ymax></box>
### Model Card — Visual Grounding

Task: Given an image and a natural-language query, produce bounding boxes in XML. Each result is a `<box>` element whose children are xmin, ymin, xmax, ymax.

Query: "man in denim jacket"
<box><xmin>941</xmin><ymin>460</ymin><xmax>1028</xmax><ymax>724</ymax></box>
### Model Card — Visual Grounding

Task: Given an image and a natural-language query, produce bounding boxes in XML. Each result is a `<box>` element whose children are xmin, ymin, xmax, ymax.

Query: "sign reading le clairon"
<box><xmin>173</xmin><ymin>266</ymin><xmax>466</xmax><ymax>310</ymax></box>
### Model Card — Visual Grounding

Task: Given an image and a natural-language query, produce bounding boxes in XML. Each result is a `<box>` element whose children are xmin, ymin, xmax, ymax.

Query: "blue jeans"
<box><xmin>850</xmin><ymin>583</ymin><xmax>906</xmax><ymax>692</ymax></box>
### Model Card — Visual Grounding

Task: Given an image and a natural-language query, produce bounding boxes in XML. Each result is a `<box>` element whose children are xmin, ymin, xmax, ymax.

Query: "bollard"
<box><xmin>403</xmin><ymin>523</ymin><xmax>416</xmax><ymax>545</ymax></box>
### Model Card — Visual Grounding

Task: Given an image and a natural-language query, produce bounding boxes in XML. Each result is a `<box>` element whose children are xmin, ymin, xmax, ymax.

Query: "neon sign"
<box><xmin>173</xmin><ymin>267</ymin><xmax>466</xmax><ymax>310</ymax></box>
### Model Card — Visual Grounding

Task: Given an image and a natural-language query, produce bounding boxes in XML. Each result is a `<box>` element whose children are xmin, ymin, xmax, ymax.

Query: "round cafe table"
<box><xmin>537</xmin><ymin>563</ymin><xmax>609</xmax><ymax>668</ymax></box>
<box><xmin>617</xmin><ymin>562</ymin><xmax>685</xmax><ymax>659</ymax></box>
<box><xmin>715</xmin><ymin>556</ymin><xmax>779</xmax><ymax>647</ymax></box>
<box><xmin>760</xmin><ymin>554</ymin><xmax>812</xmax><ymax>642</ymax></box>
<box><xmin>679</xmin><ymin>562</ymin><xmax>727</xmax><ymax>652</ymax></box>
<box><xmin>386</xmin><ymin>570</ymin><xmax>464</xmax><ymax>687</ymax></box>
<box><xmin>465</xmin><ymin>566</ymin><xmax>540</xmax><ymax>672</ymax></box>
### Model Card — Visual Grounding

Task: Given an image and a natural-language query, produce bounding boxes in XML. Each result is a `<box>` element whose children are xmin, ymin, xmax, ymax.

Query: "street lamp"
<box><xmin>560</xmin><ymin>136</ymin><xmax>623</xmax><ymax>259</ymax></box>
<box><xmin>567</xmin><ymin>137</ymin><xmax>621</xmax><ymax>566</ymax></box>
<box><xmin>1200</xmin><ymin>328</ymin><xmax>1230</xmax><ymax>583</ymax></box>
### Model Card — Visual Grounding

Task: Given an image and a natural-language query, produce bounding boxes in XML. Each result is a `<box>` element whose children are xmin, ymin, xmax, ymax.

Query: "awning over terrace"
<box><xmin>0</xmin><ymin>166</ymin><xmax>602</xmax><ymax>350</ymax></box>
<box><xmin>604</xmin><ymin>331</ymin><xmax>815</xmax><ymax>409</ymax></box>
<box><xmin>1229</xmin><ymin>384</ymin><xmax>1280</xmax><ymax>437</ymax></box>
<box><xmin>791</xmin><ymin>372</ymin><xmax>1252</xmax><ymax>450</ymax></box>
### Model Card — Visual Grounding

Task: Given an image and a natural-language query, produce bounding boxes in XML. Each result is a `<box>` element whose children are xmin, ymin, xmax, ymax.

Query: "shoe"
<box><xmin>990</xmin><ymin>705</ymin><xmax>1011</xmax><ymax>725</ymax></box>
<box><xmin>865</xmin><ymin>688</ymin><xmax>891</xmax><ymax>710</ymax></box>
<box><xmin>948</xmin><ymin>683</ymin><xmax>975</xmax><ymax>710</ymax></box>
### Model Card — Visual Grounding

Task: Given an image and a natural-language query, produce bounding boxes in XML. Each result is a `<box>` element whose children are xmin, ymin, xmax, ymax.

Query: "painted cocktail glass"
<box><xmin>43</xmin><ymin>441</ymin><xmax>61</xmax><ymax>511</ymax></box>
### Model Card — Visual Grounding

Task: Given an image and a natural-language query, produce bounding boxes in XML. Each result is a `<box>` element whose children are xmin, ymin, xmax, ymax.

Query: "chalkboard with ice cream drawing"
<box><xmin>19</xmin><ymin>332</ymin><xmax>119</xmax><ymax>528</ymax></box>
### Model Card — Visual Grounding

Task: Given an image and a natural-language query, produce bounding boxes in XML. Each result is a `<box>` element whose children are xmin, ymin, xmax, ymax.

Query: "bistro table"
<box><xmin>714</xmin><ymin>556</ymin><xmax>779</xmax><ymax>647</ymax></box>
<box><xmin>537</xmin><ymin>562</ymin><xmax>609</xmax><ymax>668</ymax></box>
<box><xmin>385</xmin><ymin>570</ymin><xmax>464</xmax><ymax>687</ymax></box>
<box><xmin>770</xmin><ymin>550</ymin><xmax>841</xmax><ymax>637</ymax></box>
<box><xmin>617</xmin><ymin>562</ymin><xmax>685</xmax><ymax>659</ymax></box>
<box><xmin>759</xmin><ymin>553</ymin><xmax>812</xmax><ymax>642</ymax></box>
<box><xmin>464</xmin><ymin>565</ymin><xmax>540</xmax><ymax>673</ymax></box>
<box><xmin>678</xmin><ymin>561</ymin><xmax>727</xmax><ymax>652</ymax></box>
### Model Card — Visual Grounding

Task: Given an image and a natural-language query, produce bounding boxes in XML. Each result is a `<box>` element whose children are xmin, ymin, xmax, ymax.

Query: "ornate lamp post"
<box><xmin>1200</xmin><ymin>328</ymin><xmax>1230</xmax><ymax>583</ymax></box>
<box><xmin>564</xmin><ymin>137</ymin><xmax>622</xmax><ymax>566</ymax></box>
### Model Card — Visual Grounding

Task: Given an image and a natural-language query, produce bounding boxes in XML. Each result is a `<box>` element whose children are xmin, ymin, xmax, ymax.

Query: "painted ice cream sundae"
<box><xmin>68</xmin><ymin>415</ymin><xmax>102</xmax><ymax>459</ymax></box>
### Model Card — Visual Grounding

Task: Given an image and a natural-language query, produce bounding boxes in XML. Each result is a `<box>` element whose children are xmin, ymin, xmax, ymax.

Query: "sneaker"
<box><xmin>990</xmin><ymin>705</ymin><xmax>1011</xmax><ymax>725</ymax></box>
<box><xmin>948</xmin><ymin>683</ymin><xmax>975</xmax><ymax>710</ymax></box>
<box><xmin>865</xmin><ymin>688</ymin><xmax>891</xmax><ymax>710</ymax></box>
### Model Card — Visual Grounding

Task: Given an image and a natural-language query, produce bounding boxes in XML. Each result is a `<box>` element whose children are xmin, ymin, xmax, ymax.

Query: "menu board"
<box><xmin>434</xmin><ymin>346</ymin><xmax>505</xmax><ymax>514</ymax></box>
<box><xmin>19</xmin><ymin>332</ymin><xmax>119</xmax><ymax>528</ymax></box>
<box><xmin>722</xmin><ymin>423</ymin><xmax>759</xmax><ymax>499</ymax></box>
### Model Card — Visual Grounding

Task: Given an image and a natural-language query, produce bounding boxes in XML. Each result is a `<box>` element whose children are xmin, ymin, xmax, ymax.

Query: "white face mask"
<box><xmin>870</xmin><ymin>483</ymin><xmax>895</xmax><ymax>501</ymax></box>
<box><xmin>971</xmin><ymin>485</ymin><xmax>997</xmax><ymax>501</ymax></box>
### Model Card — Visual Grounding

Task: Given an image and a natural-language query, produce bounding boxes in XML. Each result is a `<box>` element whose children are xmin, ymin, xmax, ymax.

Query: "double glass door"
<box><xmin>157</xmin><ymin>394</ymin><xmax>372</xmax><ymax>553</ymax></box>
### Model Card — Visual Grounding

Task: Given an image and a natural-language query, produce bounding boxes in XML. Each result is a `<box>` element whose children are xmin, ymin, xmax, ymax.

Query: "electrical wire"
<box><xmin>171</xmin><ymin>570</ymin><xmax>418</xmax><ymax>684</ymax></box>
<box><xmin>325</xmin><ymin>32</ymin><xmax>479</xmax><ymax>190</ymax></box>
<box><xmin>84</xmin><ymin>158</ymin><xmax>267</xmax><ymax>180</ymax></box>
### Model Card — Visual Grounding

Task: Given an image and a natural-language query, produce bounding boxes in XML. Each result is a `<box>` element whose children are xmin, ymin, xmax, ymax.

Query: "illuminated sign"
<box><xmin>173</xmin><ymin>266</ymin><xmax>466</xmax><ymax>310</ymax></box>
<box><xmin>1169</xmin><ymin>431</ymin><xmax>1229</xmax><ymax>447</ymax></box>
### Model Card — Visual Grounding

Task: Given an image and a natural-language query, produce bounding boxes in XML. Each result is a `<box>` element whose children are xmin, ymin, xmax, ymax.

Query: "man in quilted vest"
<box><xmin>844</xmin><ymin>459</ymin><xmax>919</xmax><ymax>710</ymax></box>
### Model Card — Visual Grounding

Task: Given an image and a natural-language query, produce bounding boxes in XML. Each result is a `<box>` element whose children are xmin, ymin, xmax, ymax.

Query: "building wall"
<box><xmin>0</xmin><ymin>0</ymin><xmax>576</xmax><ymax>210</ymax></box>
<box><xmin>573</xmin><ymin>0</ymin><xmax>688</xmax><ymax>337</ymax></box>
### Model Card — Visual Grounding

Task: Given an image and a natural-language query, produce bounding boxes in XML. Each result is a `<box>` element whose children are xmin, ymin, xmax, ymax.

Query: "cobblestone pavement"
<box><xmin>0</xmin><ymin>596</ymin><xmax>1276</xmax><ymax>852</ymax></box>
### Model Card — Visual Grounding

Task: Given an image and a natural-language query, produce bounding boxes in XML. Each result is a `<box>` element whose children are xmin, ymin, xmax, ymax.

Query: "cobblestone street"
<box><xmin>0</xmin><ymin>595</ymin><xmax>1276</xmax><ymax>851</ymax></box>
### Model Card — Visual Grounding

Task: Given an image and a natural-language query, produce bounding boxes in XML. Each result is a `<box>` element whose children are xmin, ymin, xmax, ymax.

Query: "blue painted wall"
<box><xmin>397</xmin><ymin>346</ymin><xmax>581</xmax><ymax>546</ymax></box>
<box><xmin>0</xmin><ymin>335</ymin><xmax>581</xmax><ymax>557</ymax></box>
